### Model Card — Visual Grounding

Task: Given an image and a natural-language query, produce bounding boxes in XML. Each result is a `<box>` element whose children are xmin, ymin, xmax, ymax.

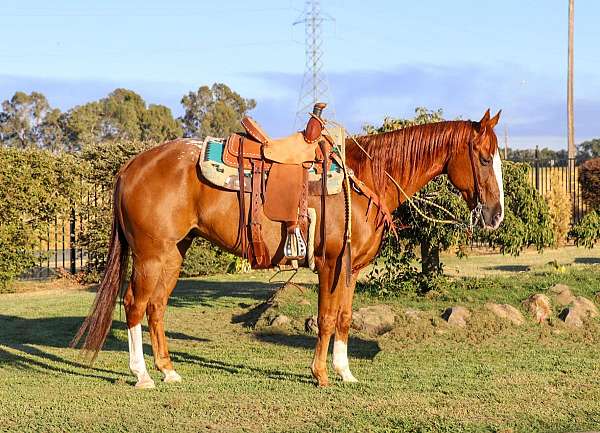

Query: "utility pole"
<box><xmin>567</xmin><ymin>0</ymin><xmax>575</xmax><ymax>159</ymax></box>
<box><xmin>504</xmin><ymin>124</ymin><xmax>509</xmax><ymax>160</ymax></box>
<box><xmin>294</xmin><ymin>0</ymin><xmax>333</xmax><ymax>126</ymax></box>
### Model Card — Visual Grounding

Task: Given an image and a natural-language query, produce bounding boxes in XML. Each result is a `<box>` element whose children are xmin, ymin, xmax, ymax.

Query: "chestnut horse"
<box><xmin>73</xmin><ymin>109</ymin><xmax>504</xmax><ymax>388</ymax></box>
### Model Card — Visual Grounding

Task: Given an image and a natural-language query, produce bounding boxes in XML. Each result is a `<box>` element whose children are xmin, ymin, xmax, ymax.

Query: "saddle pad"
<box><xmin>199</xmin><ymin>137</ymin><xmax>344</xmax><ymax>195</ymax></box>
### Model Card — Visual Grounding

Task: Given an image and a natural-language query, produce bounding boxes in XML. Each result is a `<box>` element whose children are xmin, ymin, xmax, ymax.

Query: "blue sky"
<box><xmin>0</xmin><ymin>0</ymin><xmax>598</xmax><ymax>149</ymax></box>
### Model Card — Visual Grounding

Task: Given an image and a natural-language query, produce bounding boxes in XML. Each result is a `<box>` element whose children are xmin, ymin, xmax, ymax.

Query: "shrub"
<box><xmin>571</xmin><ymin>210</ymin><xmax>600</xmax><ymax>248</ymax></box>
<box><xmin>0</xmin><ymin>147</ymin><xmax>81</xmax><ymax>289</ymax></box>
<box><xmin>544</xmin><ymin>171</ymin><xmax>572</xmax><ymax>247</ymax></box>
<box><xmin>180</xmin><ymin>238</ymin><xmax>236</xmax><ymax>277</ymax></box>
<box><xmin>579</xmin><ymin>158</ymin><xmax>600</xmax><ymax>209</ymax></box>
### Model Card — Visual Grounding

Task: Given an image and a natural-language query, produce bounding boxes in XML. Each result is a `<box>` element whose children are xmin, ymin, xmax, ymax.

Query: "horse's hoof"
<box><xmin>163</xmin><ymin>370</ymin><xmax>182</xmax><ymax>383</ymax></box>
<box><xmin>316</xmin><ymin>378</ymin><xmax>330</xmax><ymax>387</ymax></box>
<box><xmin>335</xmin><ymin>367</ymin><xmax>358</xmax><ymax>383</ymax></box>
<box><xmin>134</xmin><ymin>373</ymin><xmax>156</xmax><ymax>389</ymax></box>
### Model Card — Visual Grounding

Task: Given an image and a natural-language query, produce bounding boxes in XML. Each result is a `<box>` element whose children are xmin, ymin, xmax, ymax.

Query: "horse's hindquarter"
<box><xmin>118</xmin><ymin>140</ymin><xmax>207</xmax><ymax>250</ymax></box>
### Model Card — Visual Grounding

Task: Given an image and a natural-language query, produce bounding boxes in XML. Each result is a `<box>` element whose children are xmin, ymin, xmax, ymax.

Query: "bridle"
<box><xmin>466</xmin><ymin>129</ymin><xmax>486</xmax><ymax>232</ymax></box>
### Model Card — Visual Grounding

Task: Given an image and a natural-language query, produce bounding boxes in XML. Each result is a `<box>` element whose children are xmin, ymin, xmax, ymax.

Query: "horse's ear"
<box><xmin>479</xmin><ymin>109</ymin><xmax>491</xmax><ymax>125</ymax></box>
<box><xmin>489</xmin><ymin>110</ymin><xmax>501</xmax><ymax>128</ymax></box>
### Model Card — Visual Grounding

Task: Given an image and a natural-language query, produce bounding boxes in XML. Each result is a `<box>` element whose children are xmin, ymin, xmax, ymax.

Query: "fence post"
<box><xmin>534</xmin><ymin>145</ymin><xmax>540</xmax><ymax>190</ymax></box>
<box><xmin>69</xmin><ymin>207</ymin><xmax>76</xmax><ymax>274</ymax></box>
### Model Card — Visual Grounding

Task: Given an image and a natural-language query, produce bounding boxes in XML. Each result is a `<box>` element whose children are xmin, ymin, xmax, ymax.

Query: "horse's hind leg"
<box><xmin>146</xmin><ymin>243</ymin><xmax>188</xmax><ymax>383</ymax></box>
<box><xmin>332</xmin><ymin>271</ymin><xmax>359</xmax><ymax>383</ymax></box>
<box><xmin>123</xmin><ymin>242</ymin><xmax>185</xmax><ymax>388</ymax></box>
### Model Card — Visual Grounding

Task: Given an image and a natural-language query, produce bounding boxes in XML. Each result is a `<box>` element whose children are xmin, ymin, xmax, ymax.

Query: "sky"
<box><xmin>0</xmin><ymin>0</ymin><xmax>598</xmax><ymax>150</ymax></box>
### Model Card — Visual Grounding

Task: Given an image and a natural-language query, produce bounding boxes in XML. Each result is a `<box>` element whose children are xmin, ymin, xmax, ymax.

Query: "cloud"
<box><xmin>249</xmin><ymin>64</ymin><xmax>599</xmax><ymax>149</ymax></box>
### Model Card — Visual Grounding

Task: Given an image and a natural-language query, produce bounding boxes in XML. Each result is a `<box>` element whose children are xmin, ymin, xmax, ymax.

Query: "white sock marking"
<box><xmin>492</xmin><ymin>150</ymin><xmax>504</xmax><ymax>225</ymax></box>
<box><xmin>128</xmin><ymin>324</ymin><xmax>149</xmax><ymax>380</ymax></box>
<box><xmin>333</xmin><ymin>340</ymin><xmax>358</xmax><ymax>382</ymax></box>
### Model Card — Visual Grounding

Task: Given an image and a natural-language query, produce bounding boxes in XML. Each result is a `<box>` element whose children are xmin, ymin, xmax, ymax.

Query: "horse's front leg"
<box><xmin>332</xmin><ymin>271</ymin><xmax>359</xmax><ymax>383</ymax></box>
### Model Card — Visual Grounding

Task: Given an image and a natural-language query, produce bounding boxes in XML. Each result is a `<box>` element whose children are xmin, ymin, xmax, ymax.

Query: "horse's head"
<box><xmin>447</xmin><ymin>109</ymin><xmax>504</xmax><ymax>229</ymax></box>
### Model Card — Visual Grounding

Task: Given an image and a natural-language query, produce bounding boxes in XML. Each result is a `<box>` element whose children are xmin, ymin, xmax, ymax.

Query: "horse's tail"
<box><xmin>71</xmin><ymin>178</ymin><xmax>129</xmax><ymax>361</ymax></box>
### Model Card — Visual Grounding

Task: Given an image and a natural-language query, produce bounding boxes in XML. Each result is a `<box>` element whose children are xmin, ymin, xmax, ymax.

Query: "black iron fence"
<box><xmin>509</xmin><ymin>148</ymin><xmax>588</xmax><ymax>224</ymax></box>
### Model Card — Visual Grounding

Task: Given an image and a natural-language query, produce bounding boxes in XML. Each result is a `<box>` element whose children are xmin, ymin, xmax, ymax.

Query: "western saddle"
<box><xmin>225</xmin><ymin>102</ymin><xmax>330</xmax><ymax>269</ymax></box>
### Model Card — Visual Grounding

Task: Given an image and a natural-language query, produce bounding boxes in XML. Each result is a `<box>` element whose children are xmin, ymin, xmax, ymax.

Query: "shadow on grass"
<box><xmin>254</xmin><ymin>332</ymin><xmax>381</xmax><ymax>361</ymax></box>
<box><xmin>484</xmin><ymin>265</ymin><xmax>530</xmax><ymax>272</ymax></box>
<box><xmin>574</xmin><ymin>257</ymin><xmax>600</xmax><ymax>265</ymax></box>
<box><xmin>0</xmin><ymin>314</ymin><xmax>208</xmax><ymax>383</ymax></box>
<box><xmin>168</xmin><ymin>279</ymin><xmax>279</xmax><ymax>308</ymax></box>
<box><xmin>170</xmin><ymin>350</ymin><xmax>314</xmax><ymax>384</ymax></box>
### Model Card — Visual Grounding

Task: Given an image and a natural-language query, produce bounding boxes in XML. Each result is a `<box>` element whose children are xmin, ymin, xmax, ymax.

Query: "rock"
<box><xmin>522</xmin><ymin>294</ymin><xmax>552</xmax><ymax>323</ymax></box>
<box><xmin>558</xmin><ymin>308</ymin><xmax>583</xmax><ymax>327</ymax></box>
<box><xmin>298</xmin><ymin>299</ymin><xmax>311</xmax><ymax>306</ymax></box>
<box><xmin>270</xmin><ymin>314</ymin><xmax>290</xmax><ymax>327</ymax></box>
<box><xmin>484</xmin><ymin>303</ymin><xmax>524</xmax><ymax>326</ymax></box>
<box><xmin>403</xmin><ymin>308</ymin><xmax>421</xmax><ymax>321</ymax></box>
<box><xmin>571</xmin><ymin>296</ymin><xmax>599</xmax><ymax>318</ymax></box>
<box><xmin>351</xmin><ymin>305</ymin><xmax>396</xmax><ymax>336</ymax></box>
<box><xmin>548</xmin><ymin>284</ymin><xmax>575</xmax><ymax>306</ymax></box>
<box><xmin>305</xmin><ymin>315</ymin><xmax>318</xmax><ymax>334</ymax></box>
<box><xmin>559</xmin><ymin>296</ymin><xmax>599</xmax><ymax>327</ymax></box>
<box><xmin>441</xmin><ymin>306</ymin><xmax>471</xmax><ymax>327</ymax></box>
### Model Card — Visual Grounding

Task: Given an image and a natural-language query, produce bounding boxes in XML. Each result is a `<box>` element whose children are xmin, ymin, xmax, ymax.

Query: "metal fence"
<box><xmin>509</xmin><ymin>150</ymin><xmax>589</xmax><ymax>224</ymax></box>
<box><xmin>20</xmin><ymin>184</ymin><xmax>106</xmax><ymax>280</ymax></box>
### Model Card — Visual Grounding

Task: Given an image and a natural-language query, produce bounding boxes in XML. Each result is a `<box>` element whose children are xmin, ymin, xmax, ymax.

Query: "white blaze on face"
<box><xmin>492</xmin><ymin>150</ymin><xmax>504</xmax><ymax>224</ymax></box>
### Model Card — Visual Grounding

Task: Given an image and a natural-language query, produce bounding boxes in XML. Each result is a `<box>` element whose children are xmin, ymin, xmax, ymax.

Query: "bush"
<box><xmin>544</xmin><ymin>171</ymin><xmax>572</xmax><ymax>247</ymax></box>
<box><xmin>180</xmin><ymin>238</ymin><xmax>236</xmax><ymax>277</ymax></box>
<box><xmin>0</xmin><ymin>147</ymin><xmax>81</xmax><ymax>289</ymax></box>
<box><xmin>571</xmin><ymin>210</ymin><xmax>600</xmax><ymax>248</ymax></box>
<box><xmin>579</xmin><ymin>158</ymin><xmax>600</xmax><ymax>209</ymax></box>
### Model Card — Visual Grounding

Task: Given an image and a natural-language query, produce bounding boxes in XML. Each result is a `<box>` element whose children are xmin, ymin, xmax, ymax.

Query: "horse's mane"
<box><xmin>346</xmin><ymin>120</ymin><xmax>479</xmax><ymax>195</ymax></box>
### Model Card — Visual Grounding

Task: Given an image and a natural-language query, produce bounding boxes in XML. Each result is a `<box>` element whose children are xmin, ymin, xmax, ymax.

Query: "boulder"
<box><xmin>441</xmin><ymin>306</ymin><xmax>471</xmax><ymax>327</ymax></box>
<box><xmin>558</xmin><ymin>308</ymin><xmax>583</xmax><ymax>327</ymax></box>
<box><xmin>269</xmin><ymin>314</ymin><xmax>291</xmax><ymax>327</ymax></box>
<box><xmin>571</xmin><ymin>296</ymin><xmax>599</xmax><ymax>318</ymax></box>
<box><xmin>484</xmin><ymin>303</ymin><xmax>524</xmax><ymax>326</ymax></box>
<box><xmin>548</xmin><ymin>284</ymin><xmax>575</xmax><ymax>306</ymax></box>
<box><xmin>351</xmin><ymin>305</ymin><xmax>396</xmax><ymax>336</ymax></box>
<box><xmin>305</xmin><ymin>315</ymin><xmax>318</xmax><ymax>334</ymax></box>
<box><xmin>559</xmin><ymin>296</ymin><xmax>599</xmax><ymax>327</ymax></box>
<box><xmin>403</xmin><ymin>308</ymin><xmax>421</xmax><ymax>321</ymax></box>
<box><xmin>522</xmin><ymin>294</ymin><xmax>552</xmax><ymax>323</ymax></box>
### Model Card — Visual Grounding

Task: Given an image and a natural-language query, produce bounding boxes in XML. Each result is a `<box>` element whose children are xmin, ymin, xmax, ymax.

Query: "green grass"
<box><xmin>1</xmin><ymin>256</ymin><xmax>600</xmax><ymax>432</ymax></box>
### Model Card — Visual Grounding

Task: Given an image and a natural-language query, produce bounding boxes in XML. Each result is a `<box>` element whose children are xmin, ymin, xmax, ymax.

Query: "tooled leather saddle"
<box><xmin>225</xmin><ymin>103</ymin><xmax>331</xmax><ymax>269</ymax></box>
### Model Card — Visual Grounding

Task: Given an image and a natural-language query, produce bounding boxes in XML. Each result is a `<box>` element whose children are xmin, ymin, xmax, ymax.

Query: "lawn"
<box><xmin>1</xmin><ymin>248</ymin><xmax>600</xmax><ymax>433</ymax></box>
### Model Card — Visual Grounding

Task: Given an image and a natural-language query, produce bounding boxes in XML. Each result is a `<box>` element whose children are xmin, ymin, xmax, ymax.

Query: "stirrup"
<box><xmin>284</xmin><ymin>227</ymin><xmax>307</xmax><ymax>260</ymax></box>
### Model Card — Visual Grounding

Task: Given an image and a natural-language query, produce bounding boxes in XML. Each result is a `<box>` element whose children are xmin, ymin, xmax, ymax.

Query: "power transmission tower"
<box><xmin>294</xmin><ymin>0</ymin><xmax>334</xmax><ymax>126</ymax></box>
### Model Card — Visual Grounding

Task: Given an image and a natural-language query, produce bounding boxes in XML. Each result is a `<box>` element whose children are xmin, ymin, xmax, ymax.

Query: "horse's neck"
<box><xmin>346</xmin><ymin>134</ymin><xmax>455</xmax><ymax>213</ymax></box>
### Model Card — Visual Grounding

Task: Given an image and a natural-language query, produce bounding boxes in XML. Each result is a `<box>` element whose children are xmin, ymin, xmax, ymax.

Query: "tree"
<box><xmin>65</xmin><ymin>88</ymin><xmax>182</xmax><ymax>148</ymax></box>
<box><xmin>578</xmin><ymin>138</ymin><xmax>600</xmax><ymax>160</ymax></box>
<box><xmin>359</xmin><ymin>108</ymin><xmax>555</xmax><ymax>295</ymax></box>
<box><xmin>0</xmin><ymin>91</ymin><xmax>67</xmax><ymax>151</ymax></box>
<box><xmin>180</xmin><ymin>83</ymin><xmax>256</xmax><ymax>138</ymax></box>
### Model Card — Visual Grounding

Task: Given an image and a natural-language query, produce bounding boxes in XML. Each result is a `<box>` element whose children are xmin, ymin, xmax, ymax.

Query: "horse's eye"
<box><xmin>479</xmin><ymin>155</ymin><xmax>492</xmax><ymax>166</ymax></box>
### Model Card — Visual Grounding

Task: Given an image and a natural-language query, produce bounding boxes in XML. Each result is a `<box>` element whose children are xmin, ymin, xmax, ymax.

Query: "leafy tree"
<box><xmin>0</xmin><ymin>91</ymin><xmax>67</xmax><ymax>151</ymax></box>
<box><xmin>578</xmin><ymin>138</ymin><xmax>600</xmax><ymax>160</ymax></box>
<box><xmin>66</xmin><ymin>89</ymin><xmax>182</xmax><ymax>148</ymax></box>
<box><xmin>358</xmin><ymin>108</ymin><xmax>554</xmax><ymax>295</ymax></box>
<box><xmin>180</xmin><ymin>83</ymin><xmax>256</xmax><ymax>138</ymax></box>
